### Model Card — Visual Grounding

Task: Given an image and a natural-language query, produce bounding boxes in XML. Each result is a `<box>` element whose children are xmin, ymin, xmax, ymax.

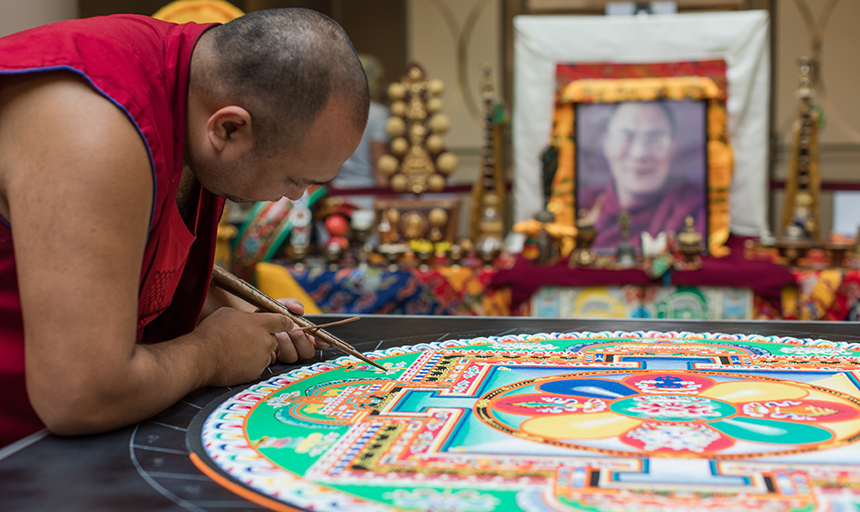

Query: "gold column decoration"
<box><xmin>779</xmin><ymin>57</ymin><xmax>821</xmax><ymax>242</ymax></box>
<box><xmin>377</xmin><ymin>65</ymin><xmax>458</xmax><ymax>195</ymax></box>
<box><xmin>470</xmin><ymin>67</ymin><xmax>507</xmax><ymax>242</ymax></box>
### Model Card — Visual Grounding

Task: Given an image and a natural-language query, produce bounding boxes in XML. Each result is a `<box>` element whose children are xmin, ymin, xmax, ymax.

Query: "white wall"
<box><xmin>406</xmin><ymin>0</ymin><xmax>502</xmax><ymax>152</ymax></box>
<box><xmin>0</xmin><ymin>0</ymin><xmax>78</xmax><ymax>38</ymax></box>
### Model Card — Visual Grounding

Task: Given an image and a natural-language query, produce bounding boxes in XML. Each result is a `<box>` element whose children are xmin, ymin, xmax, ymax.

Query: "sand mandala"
<box><xmin>188</xmin><ymin>331</ymin><xmax>860</xmax><ymax>511</ymax></box>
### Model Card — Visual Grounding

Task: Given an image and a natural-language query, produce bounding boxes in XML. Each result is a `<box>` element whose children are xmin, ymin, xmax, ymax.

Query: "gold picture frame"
<box><xmin>546</xmin><ymin>76</ymin><xmax>733</xmax><ymax>256</ymax></box>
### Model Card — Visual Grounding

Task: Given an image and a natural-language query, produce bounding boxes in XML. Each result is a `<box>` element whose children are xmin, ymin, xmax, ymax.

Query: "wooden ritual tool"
<box><xmin>291</xmin><ymin>316</ymin><xmax>360</xmax><ymax>332</ymax></box>
<box><xmin>210</xmin><ymin>265</ymin><xmax>386</xmax><ymax>371</ymax></box>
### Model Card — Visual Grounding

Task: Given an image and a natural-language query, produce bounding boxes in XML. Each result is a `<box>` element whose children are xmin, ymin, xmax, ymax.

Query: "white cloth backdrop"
<box><xmin>513</xmin><ymin>11</ymin><xmax>770</xmax><ymax>237</ymax></box>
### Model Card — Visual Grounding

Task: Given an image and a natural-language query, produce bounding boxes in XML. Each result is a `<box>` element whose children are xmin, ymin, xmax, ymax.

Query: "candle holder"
<box><xmin>773</xmin><ymin>238</ymin><xmax>814</xmax><ymax>267</ymax></box>
<box><xmin>570</xmin><ymin>209</ymin><xmax>597</xmax><ymax>268</ymax></box>
<box><xmin>677</xmin><ymin>216</ymin><xmax>704</xmax><ymax>266</ymax></box>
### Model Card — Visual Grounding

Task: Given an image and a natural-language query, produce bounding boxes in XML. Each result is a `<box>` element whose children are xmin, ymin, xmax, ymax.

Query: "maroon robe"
<box><xmin>585</xmin><ymin>181</ymin><xmax>706</xmax><ymax>251</ymax></box>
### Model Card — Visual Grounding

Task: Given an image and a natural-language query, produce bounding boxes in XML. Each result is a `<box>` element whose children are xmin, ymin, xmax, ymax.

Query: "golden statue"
<box><xmin>378</xmin><ymin>65</ymin><xmax>457</xmax><ymax>195</ymax></box>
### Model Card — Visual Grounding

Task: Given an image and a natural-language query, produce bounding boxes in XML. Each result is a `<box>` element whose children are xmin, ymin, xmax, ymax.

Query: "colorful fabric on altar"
<box><xmin>782</xmin><ymin>269</ymin><xmax>860</xmax><ymax>321</ymax></box>
<box><xmin>555</xmin><ymin>61</ymin><xmax>728</xmax><ymax>89</ymax></box>
<box><xmin>286</xmin><ymin>262</ymin><xmax>509</xmax><ymax>316</ymax></box>
<box><xmin>490</xmin><ymin>237</ymin><xmax>795</xmax><ymax>311</ymax></box>
<box><xmin>531</xmin><ymin>285</ymin><xmax>752</xmax><ymax>320</ymax></box>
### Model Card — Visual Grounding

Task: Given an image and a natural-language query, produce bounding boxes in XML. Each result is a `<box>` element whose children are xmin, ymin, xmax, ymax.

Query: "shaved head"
<box><xmin>193</xmin><ymin>8</ymin><xmax>369</xmax><ymax>153</ymax></box>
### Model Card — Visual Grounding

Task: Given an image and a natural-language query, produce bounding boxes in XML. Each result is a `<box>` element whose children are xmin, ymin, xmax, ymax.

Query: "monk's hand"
<box><xmin>272</xmin><ymin>298</ymin><xmax>330</xmax><ymax>364</ymax></box>
<box><xmin>195</xmin><ymin>307</ymin><xmax>293</xmax><ymax>387</ymax></box>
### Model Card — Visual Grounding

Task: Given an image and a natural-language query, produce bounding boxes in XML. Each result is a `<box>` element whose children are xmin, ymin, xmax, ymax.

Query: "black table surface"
<box><xmin>2</xmin><ymin>315</ymin><xmax>859</xmax><ymax>511</ymax></box>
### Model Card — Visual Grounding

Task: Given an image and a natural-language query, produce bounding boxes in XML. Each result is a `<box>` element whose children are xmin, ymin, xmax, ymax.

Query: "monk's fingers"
<box><xmin>311</xmin><ymin>334</ymin><xmax>330</xmax><ymax>350</ymax></box>
<box><xmin>274</xmin><ymin>332</ymin><xmax>298</xmax><ymax>364</ymax></box>
<box><xmin>277</xmin><ymin>298</ymin><xmax>305</xmax><ymax>316</ymax></box>
<box><xmin>287</xmin><ymin>329</ymin><xmax>316</xmax><ymax>360</ymax></box>
<box><xmin>260</xmin><ymin>312</ymin><xmax>294</xmax><ymax>334</ymax></box>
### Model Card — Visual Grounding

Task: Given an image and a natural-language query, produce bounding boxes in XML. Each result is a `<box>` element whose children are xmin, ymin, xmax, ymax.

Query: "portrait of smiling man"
<box><xmin>577</xmin><ymin>100</ymin><xmax>708</xmax><ymax>251</ymax></box>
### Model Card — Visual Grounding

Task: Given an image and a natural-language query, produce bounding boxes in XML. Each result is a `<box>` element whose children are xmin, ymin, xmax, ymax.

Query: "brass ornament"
<box><xmin>380</xmin><ymin>64</ymin><xmax>456</xmax><ymax>196</ymax></box>
<box><xmin>377</xmin><ymin>154</ymin><xmax>399</xmax><ymax>175</ymax></box>
<box><xmin>407</xmin><ymin>97</ymin><xmax>426</xmax><ymax>121</ymax></box>
<box><xmin>436</xmin><ymin>152</ymin><xmax>458</xmax><ymax>175</ymax></box>
<box><xmin>429</xmin><ymin>114</ymin><xmax>450</xmax><ymax>134</ymax></box>
<box><xmin>390</xmin><ymin>137</ymin><xmax>409</xmax><ymax>156</ymax></box>
<box><xmin>426</xmin><ymin>135</ymin><xmax>444</xmax><ymax>154</ymax></box>
<box><xmin>403</xmin><ymin>147</ymin><xmax>433</xmax><ymax>178</ymax></box>
<box><xmin>386</xmin><ymin>117</ymin><xmax>406</xmax><ymax>138</ymax></box>
<box><xmin>428</xmin><ymin>207</ymin><xmax>448</xmax><ymax>227</ymax></box>
<box><xmin>390</xmin><ymin>174</ymin><xmax>408</xmax><ymax>193</ymax></box>
<box><xmin>385</xmin><ymin>208</ymin><xmax>400</xmax><ymax>225</ymax></box>
<box><xmin>389</xmin><ymin>101</ymin><xmax>407</xmax><ymax>117</ymax></box>
<box><xmin>428</xmin><ymin>174</ymin><xmax>446</xmax><ymax>192</ymax></box>
<box><xmin>426</xmin><ymin>97</ymin><xmax>443</xmax><ymax>114</ymax></box>
<box><xmin>402</xmin><ymin>212</ymin><xmax>427</xmax><ymax>240</ymax></box>
<box><xmin>408</xmin><ymin>67</ymin><xmax>423</xmax><ymax>81</ymax></box>
<box><xmin>387</xmin><ymin>82</ymin><xmax>406</xmax><ymax>101</ymax></box>
<box><xmin>410</xmin><ymin>123</ymin><xmax>427</xmax><ymax>141</ymax></box>
<box><xmin>427</xmin><ymin>79</ymin><xmax>444</xmax><ymax>96</ymax></box>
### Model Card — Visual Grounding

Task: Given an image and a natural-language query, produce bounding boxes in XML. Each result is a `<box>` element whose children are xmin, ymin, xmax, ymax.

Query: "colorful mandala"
<box><xmin>189</xmin><ymin>331</ymin><xmax>860</xmax><ymax>512</ymax></box>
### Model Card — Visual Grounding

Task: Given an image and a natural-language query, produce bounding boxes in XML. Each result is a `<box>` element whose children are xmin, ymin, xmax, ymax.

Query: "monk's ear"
<box><xmin>206</xmin><ymin>106</ymin><xmax>254</xmax><ymax>159</ymax></box>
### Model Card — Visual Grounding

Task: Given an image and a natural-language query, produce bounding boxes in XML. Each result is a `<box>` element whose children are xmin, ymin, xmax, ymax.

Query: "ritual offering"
<box><xmin>189</xmin><ymin>330</ymin><xmax>860</xmax><ymax>512</ymax></box>
<box><xmin>613</xmin><ymin>210</ymin><xmax>637</xmax><ymax>267</ymax></box>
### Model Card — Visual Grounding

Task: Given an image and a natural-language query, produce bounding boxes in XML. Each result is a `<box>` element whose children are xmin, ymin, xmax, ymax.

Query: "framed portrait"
<box><xmin>541</xmin><ymin>64</ymin><xmax>733</xmax><ymax>256</ymax></box>
<box><xmin>575</xmin><ymin>99</ymin><xmax>709</xmax><ymax>253</ymax></box>
<box><xmin>512</xmin><ymin>12</ymin><xmax>771</xmax><ymax>254</ymax></box>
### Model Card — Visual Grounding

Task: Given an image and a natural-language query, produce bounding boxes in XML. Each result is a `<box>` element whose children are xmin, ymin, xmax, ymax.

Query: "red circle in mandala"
<box><xmin>622</xmin><ymin>373</ymin><xmax>716</xmax><ymax>395</ymax></box>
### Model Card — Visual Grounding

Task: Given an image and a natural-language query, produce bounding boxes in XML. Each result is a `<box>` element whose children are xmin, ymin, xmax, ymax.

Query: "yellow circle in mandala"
<box><xmin>522</xmin><ymin>412</ymin><xmax>640</xmax><ymax>440</ymax></box>
<box><xmin>698</xmin><ymin>381</ymin><xmax>808</xmax><ymax>402</ymax></box>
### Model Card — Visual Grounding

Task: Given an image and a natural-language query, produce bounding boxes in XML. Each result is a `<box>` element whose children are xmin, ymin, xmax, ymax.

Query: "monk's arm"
<box><xmin>0</xmin><ymin>73</ymin><xmax>291</xmax><ymax>436</ymax></box>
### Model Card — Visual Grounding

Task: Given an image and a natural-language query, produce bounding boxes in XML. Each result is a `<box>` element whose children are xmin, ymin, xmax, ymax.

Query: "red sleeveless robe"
<box><xmin>0</xmin><ymin>15</ymin><xmax>225</xmax><ymax>445</ymax></box>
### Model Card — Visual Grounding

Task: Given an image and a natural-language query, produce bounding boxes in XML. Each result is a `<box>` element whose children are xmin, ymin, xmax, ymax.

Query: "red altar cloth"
<box><xmin>490</xmin><ymin>236</ymin><xmax>795</xmax><ymax>310</ymax></box>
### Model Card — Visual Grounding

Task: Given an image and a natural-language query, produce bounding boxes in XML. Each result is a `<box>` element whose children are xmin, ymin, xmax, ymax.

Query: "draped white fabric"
<box><xmin>512</xmin><ymin>11</ymin><xmax>771</xmax><ymax>237</ymax></box>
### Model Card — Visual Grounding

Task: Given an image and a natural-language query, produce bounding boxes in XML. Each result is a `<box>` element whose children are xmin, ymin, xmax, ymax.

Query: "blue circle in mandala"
<box><xmin>538</xmin><ymin>378</ymin><xmax>637</xmax><ymax>399</ymax></box>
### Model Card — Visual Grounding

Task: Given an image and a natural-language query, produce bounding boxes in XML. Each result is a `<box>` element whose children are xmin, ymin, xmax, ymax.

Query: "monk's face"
<box><xmin>602</xmin><ymin>103</ymin><xmax>676</xmax><ymax>205</ymax></box>
<box><xmin>192</xmin><ymin>94</ymin><xmax>362</xmax><ymax>204</ymax></box>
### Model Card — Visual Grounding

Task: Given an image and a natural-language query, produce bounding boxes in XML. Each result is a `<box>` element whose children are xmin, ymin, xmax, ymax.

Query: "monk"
<box><xmin>581</xmin><ymin>101</ymin><xmax>705</xmax><ymax>250</ymax></box>
<box><xmin>0</xmin><ymin>9</ymin><xmax>367</xmax><ymax>445</ymax></box>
